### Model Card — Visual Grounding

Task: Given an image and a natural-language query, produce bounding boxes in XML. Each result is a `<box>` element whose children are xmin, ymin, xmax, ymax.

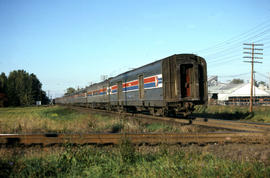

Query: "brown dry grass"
<box><xmin>0</xmin><ymin>106</ymin><xmax>203</xmax><ymax>134</ymax></box>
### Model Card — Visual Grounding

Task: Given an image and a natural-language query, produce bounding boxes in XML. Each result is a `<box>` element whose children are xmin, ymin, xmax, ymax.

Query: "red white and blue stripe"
<box><xmin>80</xmin><ymin>74</ymin><xmax>163</xmax><ymax>97</ymax></box>
<box><xmin>110</xmin><ymin>74</ymin><xmax>163</xmax><ymax>94</ymax></box>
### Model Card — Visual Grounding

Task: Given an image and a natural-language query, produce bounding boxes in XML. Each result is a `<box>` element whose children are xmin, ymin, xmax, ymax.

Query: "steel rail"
<box><xmin>195</xmin><ymin>117</ymin><xmax>270</xmax><ymax>132</ymax></box>
<box><xmin>133</xmin><ymin>114</ymin><xmax>267</xmax><ymax>132</ymax></box>
<box><xmin>0</xmin><ymin>132</ymin><xmax>270</xmax><ymax>146</ymax></box>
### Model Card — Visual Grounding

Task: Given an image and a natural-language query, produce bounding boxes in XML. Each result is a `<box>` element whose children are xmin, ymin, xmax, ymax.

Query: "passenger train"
<box><xmin>55</xmin><ymin>54</ymin><xmax>208</xmax><ymax>116</ymax></box>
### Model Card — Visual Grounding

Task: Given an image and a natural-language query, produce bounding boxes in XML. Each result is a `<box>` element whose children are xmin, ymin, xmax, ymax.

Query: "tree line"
<box><xmin>0</xmin><ymin>70</ymin><xmax>49</xmax><ymax>107</ymax></box>
<box><xmin>230</xmin><ymin>78</ymin><xmax>267</xmax><ymax>87</ymax></box>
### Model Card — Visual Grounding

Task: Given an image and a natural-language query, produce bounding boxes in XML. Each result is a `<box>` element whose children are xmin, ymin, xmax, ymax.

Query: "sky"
<box><xmin>0</xmin><ymin>0</ymin><xmax>270</xmax><ymax>98</ymax></box>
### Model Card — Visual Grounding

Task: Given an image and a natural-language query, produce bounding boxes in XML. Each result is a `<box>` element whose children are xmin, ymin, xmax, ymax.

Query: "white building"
<box><xmin>208</xmin><ymin>78</ymin><xmax>270</xmax><ymax>105</ymax></box>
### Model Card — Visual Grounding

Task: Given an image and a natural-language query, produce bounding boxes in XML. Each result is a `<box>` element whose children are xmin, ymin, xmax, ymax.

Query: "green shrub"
<box><xmin>119</xmin><ymin>138</ymin><xmax>136</xmax><ymax>163</ymax></box>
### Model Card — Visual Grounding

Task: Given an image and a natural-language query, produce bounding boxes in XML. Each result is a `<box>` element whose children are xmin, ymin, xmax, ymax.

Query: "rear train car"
<box><xmin>55</xmin><ymin>54</ymin><xmax>207</xmax><ymax>116</ymax></box>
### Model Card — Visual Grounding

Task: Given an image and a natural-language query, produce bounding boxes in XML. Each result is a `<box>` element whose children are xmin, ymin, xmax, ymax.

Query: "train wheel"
<box><xmin>150</xmin><ymin>108</ymin><xmax>155</xmax><ymax>115</ymax></box>
<box><xmin>162</xmin><ymin>108</ymin><xmax>169</xmax><ymax>117</ymax></box>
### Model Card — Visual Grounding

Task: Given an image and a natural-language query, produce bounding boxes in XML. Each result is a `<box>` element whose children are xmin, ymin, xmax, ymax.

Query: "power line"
<box><xmin>207</xmin><ymin>51</ymin><xmax>242</xmax><ymax>63</ymax></box>
<box><xmin>202</xmin><ymin>27</ymin><xmax>270</xmax><ymax>57</ymax></box>
<box><xmin>256</xmin><ymin>71</ymin><xmax>269</xmax><ymax>79</ymax></box>
<box><xmin>204</xmin><ymin>45</ymin><xmax>241</xmax><ymax>58</ymax></box>
<box><xmin>197</xmin><ymin>18</ymin><xmax>270</xmax><ymax>53</ymax></box>
<box><xmin>203</xmin><ymin>29</ymin><xmax>270</xmax><ymax>65</ymax></box>
<box><xmin>198</xmin><ymin>21</ymin><xmax>270</xmax><ymax>61</ymax></box>
<box><xmin>243</xmin><ymin>28</ymin><xmax>270</xmax><ymax>43</ymax></box>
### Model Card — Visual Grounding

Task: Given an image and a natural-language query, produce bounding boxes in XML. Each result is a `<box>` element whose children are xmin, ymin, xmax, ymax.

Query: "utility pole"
<box><xmin>243</xmin><ymin>43</ymin><xmax>263</xmax><ymax>112</ymax></box>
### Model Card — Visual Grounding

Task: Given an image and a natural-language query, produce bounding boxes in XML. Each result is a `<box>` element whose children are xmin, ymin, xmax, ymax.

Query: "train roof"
<box><xmin>66</xmin><ymin>53</ymin><xmax>203</xmax><ymax>96</ymax></box>
<box><xmin>111</xmin><ymin>53</ymin><xmax>202</xmax><ymax>79</ymax></box>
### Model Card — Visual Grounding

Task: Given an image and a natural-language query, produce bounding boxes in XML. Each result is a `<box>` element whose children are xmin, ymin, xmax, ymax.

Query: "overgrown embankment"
<box><xmin>1</xmin><ymin>144</ymin><xmax>270</xmax><ymax>178</ymax></box>
<box><xmin>194</xmin><ymin>105</ymin><xmax>270</xmax><ymax>123</ymax></box>
<box><xmin>0</xmin><ymin>106</ymin><xmax>198</xmax><ymax>134</ymax></box>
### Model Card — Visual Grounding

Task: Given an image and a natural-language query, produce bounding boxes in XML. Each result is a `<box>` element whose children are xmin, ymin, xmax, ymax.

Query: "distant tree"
<box><xmin>76</xmin><ymin>86</ymin><xmax>81</xmax><ymax>91</ymax></box>
<box><xmin>30</xmin><ymin>73</ymin><xmax>42</xmax><ymax>102</ymax></box>
<box><xmin>7</xmin><ymin>70</ymin><xmax>32</xmax><ymax>105</ymax></box>
<box><xmin>230</xmin><ymin>78</ymin><xmax>244</xmax><ymax>84</ymax></box>
<box><xmin>258</xmin><ymin>81</ymin><xmax>266</xmax><ymax>86</ymax></box>
<box><xmin>7</xmin><ymin>70</ymin><xmax>21</xmax><ymax>106</ymax></box>
<box><xmin>5</xmin><ymin>70</ymin><xmax>49</xmax><ymax>106</ymax></box>
<box><xmin>0</xmin><ymin>73</ymin><xmax>8</xmax><ymax>106</ymax></box>
<box><xmin>255</xmin><ymin>81</ymin><xmax>266</xmax><ymax>87</ymax></box>
<box><xmin>41</xmin><ymin>90</ymin><xmax>50</xmax><ymax>105</ymax></box>
<box><xmin>0</xmin><ymin>72</ymin><xmax>7</xmax><ymax>93</ymax></box>
<box><xmin>30</xmin><ymin>73</ymin><xmax>49</xmax><ymax>104</ymax></box>
<box><xmin>65</xmin><ymin>87</ymin><xmax>76</xmax><ymax>96</ymax></box>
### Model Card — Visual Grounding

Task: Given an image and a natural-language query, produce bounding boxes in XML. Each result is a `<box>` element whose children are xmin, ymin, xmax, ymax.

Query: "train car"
<box><xmin>55</xmin><ymin>54</ymin><xmax>207</xmax><ymax>116</ymax></box>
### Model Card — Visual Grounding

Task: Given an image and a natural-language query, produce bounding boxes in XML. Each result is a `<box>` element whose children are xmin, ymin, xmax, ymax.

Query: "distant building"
<box><xmin>36</xmin><ymin>101</ymin><xmax>41</xmax><ymax>106</ymax></box>
<box><xmin>208</xmin><ymin>76</ymin><xmax>218</xmax><ymax>86</ymax></box>
<box><xmin>208</xmin><ymin>76</ymin><xmax>270</xmax><ymax>105</ymax></box>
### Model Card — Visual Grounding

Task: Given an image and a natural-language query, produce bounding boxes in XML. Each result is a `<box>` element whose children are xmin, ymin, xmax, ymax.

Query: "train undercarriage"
<box><xmin>70</xmin><ymin>100</ymin><xmax>198</xmax><ymax>118</ymax></box>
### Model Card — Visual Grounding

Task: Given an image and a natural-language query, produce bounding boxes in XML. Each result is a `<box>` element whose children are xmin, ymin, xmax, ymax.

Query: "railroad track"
<box><xmin>1</xmin><ymin>132</ymin><xmax>270</xmax><ymax>146</ymax></box>
<box><xmin>0</xmin><ymin>107</ymin><xmax>270</xmax><ymax>146</ymax></box>
<box><xmin>69</xmin><ymin>106</ymin><xmax>270</xmax><ymax>133</ymax></box>
<box><xmin>2</xmin><ymin>106</ymin><xmax>267</xmax><ymax>146</ymax></box>
<box><xmin>195</xmin><ymin>117</ymin><xmax>270</xmax><ymax>132</ymax></box>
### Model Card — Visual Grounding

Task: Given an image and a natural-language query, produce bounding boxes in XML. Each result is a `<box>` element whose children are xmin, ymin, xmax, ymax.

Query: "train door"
<box><xmin>180</xmin><ymin>64</ymin><xmax>193</xmax><ymax>98</ymax></box>
<box><xmin>139</xmin><ymin>75</ymin><xmax>144</xmax><ymax>99</ymax></box>
<box><xmin>162</xmin><ymin>57</ymin><xmax>177</xmax><ymax>101</ymax></box>
<box><xmin>117</xmin><ymin>81</ymin><xmax>122</xmax><ymax>105</ymax></box>
<box><xmin>198</xmin><ymin>65</ymin><xmax>205</xmax><ymax>101</ymax></box>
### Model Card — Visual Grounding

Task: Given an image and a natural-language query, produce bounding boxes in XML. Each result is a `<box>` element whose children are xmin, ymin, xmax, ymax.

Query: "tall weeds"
<box><xmin>1</xmin><ymin>145</ymin><xmax>270</xmax><ymax>177</ymax></box>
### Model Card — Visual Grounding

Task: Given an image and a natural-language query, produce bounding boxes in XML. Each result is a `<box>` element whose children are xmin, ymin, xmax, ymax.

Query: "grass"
<box><xmin>0</xmin><ymin>144</ymin><xmax>269</xmax><ymax>178</ymax></box>
<box><xmin>1</xmin><ymin>106</ymin><xmax>270</xmax><ymax>177</ymax></box>
<box><xmin>1</xmin><ymin>105</ymin><xmax>269</xmax><ymax>134</ymax></box>
<box><xmin>38</xmin><ymin>107</ymin><xmax>82</xmax><ymax>121</ymax></box>
<box><xmin>194</xmin><ymin>105</ymin><xmax>270</xmax><ymax>123</ymax></box>
<box><xmin>0</xmin><ymin>106</ymin><xmax>92</xmax><ymax>133</ymax></box>
<box><xmin>0</xmin><ymin>106</ymin><xmax>201</xmax><ymax>134</ymax></box>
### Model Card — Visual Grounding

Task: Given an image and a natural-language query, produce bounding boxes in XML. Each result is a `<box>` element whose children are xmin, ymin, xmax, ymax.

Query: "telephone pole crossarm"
<box><xmin>243</xmin><ymin>52</ymin><xmax>263</xmax><ymax>55</ymax></box>
<box><xmin>243</xmin><ymin>43</ymin><xmax>264</xmax><ymax>46</ymax></box>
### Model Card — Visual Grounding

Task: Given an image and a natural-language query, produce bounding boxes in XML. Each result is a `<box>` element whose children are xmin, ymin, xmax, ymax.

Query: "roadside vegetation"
<box><xmin>1</xmin><ymin>106</ymin><xmax>270</xmax><ymax>177</ymax></box>
<box><xmin>1</xmin><ymin>105</ymin><xmax>269</xmax><ymax>134</ymax></box>
<box><xmin>194</xmin><ymin>105</ymin><xmax>270</xmax><ymax>123</ymax></box>
<box><xmin>1</xmin><ymin>143</ymin><xmax>269</xmax><ymax>178</ymax></box>
<box><xmin>0</xmin><ymin>105</ymin><xmax>200</xmax><ymax>134</ymax></box>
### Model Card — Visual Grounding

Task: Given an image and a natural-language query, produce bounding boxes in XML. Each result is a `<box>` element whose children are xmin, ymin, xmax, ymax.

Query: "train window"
<box><xmin>139</xmin><ymin>75</ymin><xmax>144</xmax><ymax>99</ymax></box>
